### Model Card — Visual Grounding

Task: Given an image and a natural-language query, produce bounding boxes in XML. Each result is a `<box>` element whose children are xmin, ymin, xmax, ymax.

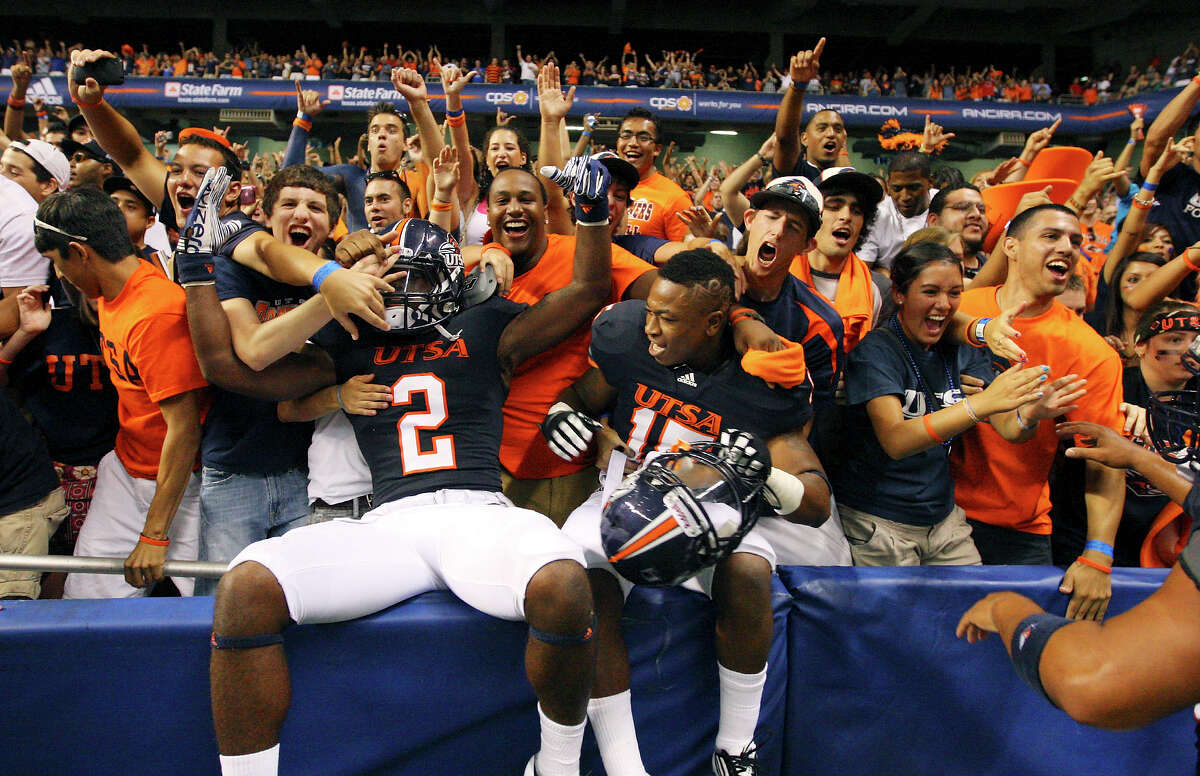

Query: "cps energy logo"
<box><xmin>649</xmin><ymin>95</ymin><xmax>693</xmax><ymax>112</ymax></box>
<box><xmin>486</xmin><ymin>91</ymin><xmax>529</xmax><ymax>106</ymax></box>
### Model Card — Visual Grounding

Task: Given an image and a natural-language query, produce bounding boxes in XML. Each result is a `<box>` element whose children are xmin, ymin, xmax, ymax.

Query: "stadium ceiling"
<box><xmin>4</xmin><ymin>0</ymin><xmax>1169</xmax><ymax>45</ymax></box>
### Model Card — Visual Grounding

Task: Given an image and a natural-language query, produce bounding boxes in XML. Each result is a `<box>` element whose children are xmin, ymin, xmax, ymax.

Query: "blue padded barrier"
<box><xmin>778</xmin><ymin>565</ymin><xmax>1192</xmax><ymax>776</ymax></box>
<box><xmin>0</xmin><ymin>578</ymin><xmax>791</xmax><ymax>775</ymax></box>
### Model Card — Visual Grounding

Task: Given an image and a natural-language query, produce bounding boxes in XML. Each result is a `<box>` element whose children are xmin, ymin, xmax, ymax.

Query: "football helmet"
<box><xmin>382</xmin><ymin>219</ymin><xmax>465</xmax><ymax>334</ymax></box>
<box><xmin>1147</xmin><ymin>316</ymin><xmax>1200</xmax><ymax>465</ymax></box>
<box><xmin>601</xmin><ymin>442</ymin><xmax>767</xmax><ymax>587</ymax></box>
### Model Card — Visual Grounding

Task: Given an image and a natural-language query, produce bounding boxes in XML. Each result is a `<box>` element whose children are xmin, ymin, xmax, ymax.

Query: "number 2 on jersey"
<box><xmin>391</xmin><ymin>373</ymin><xmax>456</xmax><ymax>474</ymax></box>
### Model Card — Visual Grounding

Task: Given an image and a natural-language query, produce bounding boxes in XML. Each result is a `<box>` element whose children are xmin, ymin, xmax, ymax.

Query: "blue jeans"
<box><xmin>196</xmin><ymin>466</ymin><xmax>310</xmax><ymax>596</ymax></box>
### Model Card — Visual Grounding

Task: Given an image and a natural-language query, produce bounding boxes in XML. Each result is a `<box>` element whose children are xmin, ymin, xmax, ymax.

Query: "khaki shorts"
<box><xmin>502</xmin><ymin>466</ymin><xmax>599</xmax><ymax>528</ymax></box>
<box><xmin>839</xmin><ymin>503</ymin><xmax>981</xmax><ymax>567</ymax></box>
<box><xmin>0</xmin><ymin>489</ymin><xmax>69</xmax><ymax>599</ymax></box>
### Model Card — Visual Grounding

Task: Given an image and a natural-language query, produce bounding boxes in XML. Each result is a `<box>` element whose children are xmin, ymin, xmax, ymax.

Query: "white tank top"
<box><xmin>462</xmin><ymin>200</ymin><xmax>491</xmax><ymax>246</ymax></box>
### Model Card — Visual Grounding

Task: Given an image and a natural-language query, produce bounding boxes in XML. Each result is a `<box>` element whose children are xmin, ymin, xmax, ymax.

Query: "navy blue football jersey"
<box><xmin>589</xmin><ymin>300</ymin><xmax>813</xmax><ymax>460</ymax></box>
<box><xmin>317</xmin><ymin>294</ymin><xmax>527</xmax><ymax>504</ymax></box>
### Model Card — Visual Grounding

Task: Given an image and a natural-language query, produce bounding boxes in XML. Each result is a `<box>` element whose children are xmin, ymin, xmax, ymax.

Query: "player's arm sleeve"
<box><xmin>613</xmin><ymin>235</ymin><xmax>667</xmax><ymax>265</ymax></box>
<box><xmin>588</xmin><ymin>301</ymin><xmax>641</xmax><ymax>386</ymax></box>
<box><xmin>127</xmin><ymin>310</ymin><xmax>209</xmax><ymax>403</ymax></box>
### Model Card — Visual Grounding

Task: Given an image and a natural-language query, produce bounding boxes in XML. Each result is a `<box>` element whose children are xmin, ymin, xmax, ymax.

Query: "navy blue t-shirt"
<box><xmin>0</xmin><ymin>391</ymin><xmax>61</xmax><ymax>515</ymax></box>
<box><xmin>315</xmin><ymin>294</ymin><xmax>527</xmax><ymax>505</ymax></box>
<box><xmin>12</xmin><ymin>303</ymin><xmax>118</xmax><ymax>466</ymax></box>
<box><xmin>742</xmin><ymin>275</ymin><xmax>845</xmax><ymax>410</ymax></box>
<box><xmin>1151</xmin><ymin>163</ymin><xmax>1200</xmax><ymax>252</ymax></box>
<box><xmin>837</xmin><ymin>321</ymin><xmax>992</xmax><ymax>525</ymax></box>
<box><xmin>590</xmin><ymin>300</ymin><xmax>812</xmax><ymax>460</ymax></box>
<box><xmin>202</xmin><ymin>256</ymin><xmax>315</xmax><ymax>474</ymax></box>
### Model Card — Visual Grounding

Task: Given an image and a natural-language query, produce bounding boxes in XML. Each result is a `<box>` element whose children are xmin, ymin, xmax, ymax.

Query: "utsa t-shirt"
<box><xmin>590</xmin><ymin>300</ymin><xmax>812</xmax><ymax>461</ymax></box>
<box><xmin>500</xmin><ymin>234</ymin><xmax>653</xmax><ymax>479</ymax></box>
<box><xmin>204</xmin><ymin>257</ymin><xmax>315</xmax><ymax>474</ymax></box>
<box><xmin>951</xmin><ymin>289</ymin><xmax>1124</xmax><ymax>534</ymax></box>
<box><xmin>98</xmin><ymin>261</ymin><xmax>210</xmax><ymax>479</ymax></box>
<box><xmin>838</xmin><ymin>324</ymin><xmax>991</xmax><ymax>525</ymax></box>
<box><xmin>317</xmin><ymin>294</ymin><xmax>527</xmax><ymax>505</ymax></box>
<box><xmin>623</xmin><ymin>171</ymin><xmax>692</xmax><ymax>241</ymax></box>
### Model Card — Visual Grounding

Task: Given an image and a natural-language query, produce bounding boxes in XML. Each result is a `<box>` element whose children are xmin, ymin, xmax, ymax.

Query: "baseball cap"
<box><xmin>816</xmin><ymin>166</ymin><xmax>885</xmax><ymax>215</ymax></box>
<box><xmin>67</xmin><ymin>113</ymin><xmax>90</xmax><ymax>138</ymax></box>
<box><xmin>60</xmin><ymin>138</ymin><xmax>111</xmax><ymax>165</ymax></box>
<box><xmin>10</xmin><ymin>139</ymin><xmax>70</xmax><ymax>191</ymax></box>
<box><xmin>591</xmin><ymin>150</ymin><xmax>639</xmax><ymax>192</ymax></box>
<box><xmin>749</xmin><ymin>175</ymin><xmax>823</xmax><ymax>236</ymax></box>
<box><xmin>103</xmin><ymin>175</ymin><xmax>156</xmax><ymax>215</ymax></box>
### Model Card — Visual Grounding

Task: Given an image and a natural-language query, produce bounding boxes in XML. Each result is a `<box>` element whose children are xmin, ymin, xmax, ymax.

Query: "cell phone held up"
<box><xmin>72</xmin><ymin>58</ymin><xmax>125</xmax><ymax>87</ymax></box>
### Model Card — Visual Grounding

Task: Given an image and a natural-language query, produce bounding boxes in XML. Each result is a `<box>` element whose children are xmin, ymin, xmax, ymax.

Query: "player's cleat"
<box><xmin>712</xmin><ymin>741</ymin><xmax>761</xmax><ymax>775</ymax></box>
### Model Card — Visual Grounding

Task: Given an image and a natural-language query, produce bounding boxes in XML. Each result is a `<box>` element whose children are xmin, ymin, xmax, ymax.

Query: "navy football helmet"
<box><xmin>382</xmin><ymin>219</ymin><xmax>465</xmax><ymax>334</ymax></box>
<box><xmin>601</xmin><ymin>443</ymin><xmax>767</xmax><ymax>587</ymax></box>
<box><xmin>1147</xmin><ymin>314</ymin><xmax>1200</xmax><ymax>465</ymax></box>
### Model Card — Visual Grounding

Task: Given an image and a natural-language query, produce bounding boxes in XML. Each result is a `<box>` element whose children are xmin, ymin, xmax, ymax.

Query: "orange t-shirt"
<box><xmin>172</xmin><ymin>58</ymin><xmax>188</xmax><ymax>77</ymax></box>
<box><xmin>98</xmin><ymin>262</ymin><xmax>209</xmax><ymax>479</ymax></box>
<box><xmin>136</xmin><ymin>56</ymin><xmax>155</xmax><ymax>76</ymax></box>
<box><xmin>623</xmin><ymin>171</ymin><xmax>692</xmax><ymax>242</ymax></box>
<box><xmin>400</xmin><ymin>162</ymin><xmax>431</xmax><ymax>218</ymax></box>
<box><xmin>950</xmin><ymin>286</ymin><xmax>1124</xmax><ymax>533</ymax></box>
<box><xmin>1018</xmin><ymin>85</ymin><xmax>1033</xmax><ymax>101</ymax></box>
<box><xmin>500</xmin><ymin>234</ymin><xmax>654</xmax><ymax>478</ymax></box>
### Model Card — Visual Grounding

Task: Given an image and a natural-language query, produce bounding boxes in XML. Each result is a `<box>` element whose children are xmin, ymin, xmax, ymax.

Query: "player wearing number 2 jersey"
<box><xmin>208</xmin><ymin>164</ymin><xmax>616</xmax><ymax>776</ymax></box>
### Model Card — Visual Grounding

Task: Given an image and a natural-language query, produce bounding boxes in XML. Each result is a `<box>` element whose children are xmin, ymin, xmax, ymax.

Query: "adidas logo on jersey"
<box><xmin>676</xmin><ymin>371</ymin><xmax>697</xmax><ymax>387</ymax></box>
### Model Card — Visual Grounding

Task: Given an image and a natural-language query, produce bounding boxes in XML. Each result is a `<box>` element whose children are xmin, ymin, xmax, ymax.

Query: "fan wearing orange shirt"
<box><xmin>487</xmin><ymin>162</ymin><xmax>657</xmax><ymax>524</ymax></box>
<box><xmin>952</xmin><ymin>204</ymin><xmax>1125</xmax><ymax>622</ymax></box>
<box><xmin>34</xmin><ymin>188</ymin><xmax>208</xmax><ymax>600</ymax></box>
<box><xmin>616</xmin><ymin>108</ymin><xmax>692</xmax><ymax>242</ymax></box>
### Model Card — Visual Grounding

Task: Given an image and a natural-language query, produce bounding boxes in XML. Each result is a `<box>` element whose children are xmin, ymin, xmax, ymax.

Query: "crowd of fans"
<box><xmin>3</xmin><ymin>37</ymin><xmax>1198</xmax><ymax>103</ymax></box>
<box><xmin>2</xmin><ymin>35</ymin><xmax>1200</xmax><ymax>773</ymax></box>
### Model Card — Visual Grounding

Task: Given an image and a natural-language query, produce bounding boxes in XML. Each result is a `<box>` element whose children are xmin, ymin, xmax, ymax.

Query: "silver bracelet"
<box><xmin>963</xmin><ymin>396</ymin><xmax>980</xmax><ymax>423</ymax></box>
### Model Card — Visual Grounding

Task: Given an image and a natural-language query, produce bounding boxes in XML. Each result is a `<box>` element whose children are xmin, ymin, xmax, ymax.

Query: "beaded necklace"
<box><xmin>888</xmin><ymin>314</ymin><xmax>960</xmax><ymax>449</ymax></box>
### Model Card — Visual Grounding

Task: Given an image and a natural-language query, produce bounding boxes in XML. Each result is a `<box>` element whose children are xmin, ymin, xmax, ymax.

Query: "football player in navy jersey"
<box><xmin>208</xmin><ymin>161</ymin><xmax>616</xmax><ymax>776</ymax></box>
<box><xmin>542</xmin><ymin>250</ymin><xmax>831</xmax><ymax>775</ymax></box>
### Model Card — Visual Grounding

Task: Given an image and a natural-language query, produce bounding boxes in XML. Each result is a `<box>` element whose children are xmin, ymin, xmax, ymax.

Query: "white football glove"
<box><xmin>541</xmin><ymin>401</ymin><xmax>600</xmax><ymax>461</ymax></box>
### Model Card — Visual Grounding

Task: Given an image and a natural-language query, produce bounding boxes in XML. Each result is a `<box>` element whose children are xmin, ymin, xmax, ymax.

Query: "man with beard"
<box><xmin>60</xmin><ymin>139</ymin><xmax>115</xmax><ymax>190</ymax></box>
<box><xmin>928</xmin><ymin>184</ymin><xmax>989</xmax><ymax>279</ymax></box>
<box><xmin>859</xmin><ymin>152</ymin><xmax>937</xmax><ymax>272</ymax></box>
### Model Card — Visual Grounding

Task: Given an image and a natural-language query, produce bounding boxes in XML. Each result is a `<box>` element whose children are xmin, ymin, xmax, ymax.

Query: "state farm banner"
<box><xmin>5</xmin><ymin>76</ymin><xmax>1195</xmax><ymax>134</ymax></box>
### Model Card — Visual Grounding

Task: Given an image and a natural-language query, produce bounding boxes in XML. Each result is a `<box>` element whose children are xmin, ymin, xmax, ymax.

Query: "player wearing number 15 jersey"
<box><xmin>208</xmin><ymin>164</ymin><xmax>616</xmax><ymax>776</ymax></box>
<box><xmin>545</xmin><ymin>250</ymin><xmax>832</xmax><ymax>774</ymax></box>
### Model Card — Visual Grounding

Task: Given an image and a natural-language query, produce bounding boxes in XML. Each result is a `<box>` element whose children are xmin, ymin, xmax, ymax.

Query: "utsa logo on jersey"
<box><xmin>46</xmin><ymin>354</ymin><xmax>107</xmax><ymax>392</ymax></box>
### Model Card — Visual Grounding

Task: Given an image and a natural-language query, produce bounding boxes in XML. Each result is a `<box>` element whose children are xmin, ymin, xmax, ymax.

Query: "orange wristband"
<box><xmin>7</xmin><ymin>95</ymin><xmax>26</xmax><ymax>108</ymax></box>
<box><xmin>1075</xmin><ymin>555</ymin><xmax>1111</xmax><ymax>574</ymax></box>
<box><xmin>1013</xmin><ymin>157</ymin><xmax>1029</xmax><ymax>167</ymax></box>
<box><xmin>482</xmin><ymin>241</ymin><xmax>510</xmax><ymax>257</ymax></box>
<box><xmin>923</xmin><ymin>414</ymin><xmax>945</xmax><ymax>443</ymax></box>
<box><xmin>446</xmin><ymin>112</ymin><xmax>467</xmax><ymax>127</ymax></box>
<box><xmin>0</xmin><ymin>356</ymin><xmax>12</xmax><ymax>365</ymax></box>
<box><xmin>1184</xmin><ymin>248</ymin><xmax>1200</xmax><ymax>273</ymax></box>
<box><xmin>138</xmin><ymin>533</ymin><xmax>170</xmax><ymax>547</ymax></box>
<box><xmin>71</xmin><ymin>93</ymin><xmax>104</xmax><ymax>109</ymax></box>
<box><xmin>430</xmin><ymin>199</ymin><xmax>452</xmax><ymax>212</ymax></box>
<box><xmin>292</xmin><ymin>117</ymin><xmax>313</xmax><ymax>132</ymax></box>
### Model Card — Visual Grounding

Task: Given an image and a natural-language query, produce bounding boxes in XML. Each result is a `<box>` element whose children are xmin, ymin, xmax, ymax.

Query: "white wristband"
<box><xmin>765</xmin><ymin>467</ymin><xmax>805</xmax><ymax>515</ymax></box>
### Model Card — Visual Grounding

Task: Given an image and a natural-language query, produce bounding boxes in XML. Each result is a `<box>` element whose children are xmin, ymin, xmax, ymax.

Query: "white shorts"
<box><xmin>63</xmin><ymin>450</ymin><xmax>201</xmax><ymax>599</ymax></box>
<box><xmin>754</xmin><ymin>496</ymin><xmax>852</xmax><ymax>567</ymax></box>
<box><xmin>230</xmin><ymin>489</ymin><xmax>585</xmax><ymax>625</ymax></box>
<box><xmin>562</xmin><ymin>489</ymin><xmax>776</xmax><ymax>598</ymax></box>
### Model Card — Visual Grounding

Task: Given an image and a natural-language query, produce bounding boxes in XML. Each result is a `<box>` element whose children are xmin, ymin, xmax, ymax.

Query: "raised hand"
<box><xmin>982</xmin><ymin>300</ymin><xmax>1028</xmax><ymax>363</ymax></box>
<box><xmin>391</xmin><ymin>67</ymin><xmax>428</xmax><ymax>103</ymax></box>
<box><xmin>174</xmin><ymin>167</ymin><xmax>239</xmax><ymax>286</ymax></box>
<box><xmin>1022</xmin><ymin>118</ymin><xmax>1061</xmax><ymax>160</ymax></box>
<box><xmin>788</xmin><ymin>37</ymin><xmax>826</xmax><ymax>84</ymax></box>
<box><xmin>439</xmin><ymin>61</ymin><xmax>476</xmax><ymax>98</ymax></box>
<box><xmin>538</xmin><ymin>62</ymin><xmax>575</xmax><ymax>122</ymax></box>
<box><xmin>920</xmin><ymin>114</ymin><xmax>956</xmax><ymax>153</ymax></box>
<box><xmin>68</xmin><ymin>48</ymin><xmax>118</xmax><ymax>106</ymax></box>
<box><xmin>15</xmin><ymin>284</ymin><xmax>51</xmax><ymax>336</ymax></box>
<box><xmin>294</xmin><ymin>79</ymin><xmax>330</xmax><ymax>116</ymax></box>
<box><xmin>540</xmin><ymin>155</ymin><xmax>611</xmax><ymax>225</ymax></box>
